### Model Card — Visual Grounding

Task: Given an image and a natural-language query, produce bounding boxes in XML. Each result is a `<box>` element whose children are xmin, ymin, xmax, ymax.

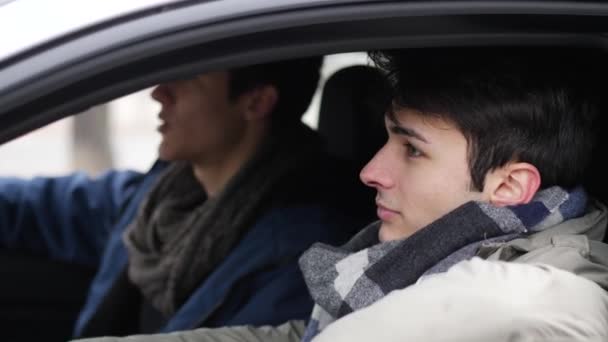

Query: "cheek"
<box><xmin>435</xmin><ymin>177</ymin><xmax>474</xmax><ymax>216</ymax></box>
<box><xmin>397</xmin><ymin>163</ymin><xmax>472</xmax><ymax>226</ymax></box>
<box><xmin>397</xmin><ymin>179</ymin><xmax>445</xmax><ymax>227</ymax></box>
<box><xmin>189</xmin><ymin>111</ymin><xmax>246</xmax><ymax>152</ymax></box>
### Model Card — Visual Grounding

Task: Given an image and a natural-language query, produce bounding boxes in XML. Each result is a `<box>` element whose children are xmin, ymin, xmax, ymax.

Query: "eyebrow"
<box><xmin>386</xmin><ymin>112</ymin><xmax>430</xmax><ymax>144</ymax></box>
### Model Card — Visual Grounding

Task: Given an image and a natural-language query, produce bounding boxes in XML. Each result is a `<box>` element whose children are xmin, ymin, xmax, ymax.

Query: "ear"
<box><xmin>483</xmin><ymin>162</ymin><xmax>541</xmax><ymax>207</ymax></box>
<box><xmin>239</xmin><ymin>85</ymin><xmax>279</xmax><ymax>121</ymax></box>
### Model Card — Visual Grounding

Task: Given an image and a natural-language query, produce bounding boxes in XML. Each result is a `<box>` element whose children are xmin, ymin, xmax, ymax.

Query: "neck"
<box><xmin>192</xmin><ymin>124</ymin><xmax>268</xmax><ymax>197</ymax></box>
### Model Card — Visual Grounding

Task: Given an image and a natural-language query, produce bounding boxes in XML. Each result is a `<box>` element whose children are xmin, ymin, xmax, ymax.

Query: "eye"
<box><xmin>405</xmin><ymin>143</ymin><xmax>423</xmax><ymax>158</ymax></box>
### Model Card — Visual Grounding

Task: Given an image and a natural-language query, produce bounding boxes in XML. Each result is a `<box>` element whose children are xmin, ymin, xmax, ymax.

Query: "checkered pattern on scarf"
<box><xmin>298</xmin><ymin>186</ymin><xmax>588</xmax><ymax>342</ymax></box>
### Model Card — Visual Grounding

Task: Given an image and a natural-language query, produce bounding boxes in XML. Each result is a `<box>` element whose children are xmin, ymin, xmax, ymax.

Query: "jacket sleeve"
<box><xmin>71</xmin><ymin>321</ymin><xmax>306</xmax><ymax>342</ymax></box>
<box><xmin>205</xmin><ymin>248</ymin><xmax>313</xmax><ymax>328</ymax></box>
<box><xmin>0</xmin><ymin>169</ymin><xmax>145</xmax><ymax>266</ymax></box>
<box><xmin>159</xmin><ymin>206</ymin><xmax>352</xmax><ymax>332</ymax></box>
<box><xmin>201</xmin><ymin>207</ymin><xmax>347</xmax><ymax>329</ymax></box>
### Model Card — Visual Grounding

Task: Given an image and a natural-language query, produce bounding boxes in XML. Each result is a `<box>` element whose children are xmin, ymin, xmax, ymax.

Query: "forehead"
<box><xmin>386</xmin><ymin>107</ymin><xmax>460</xmax><ymax>138</ymax></box>
<box><xmin>196</xmin><ymin>71</ymin><xmax>230</xmax><ymax>85</ymax></box>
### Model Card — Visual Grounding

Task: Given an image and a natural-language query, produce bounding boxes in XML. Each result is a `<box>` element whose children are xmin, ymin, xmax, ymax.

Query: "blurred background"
<box><xmin>0</xmin><ymin>53</ymin><xmax>369</xmax><ymax>177</ymax></box>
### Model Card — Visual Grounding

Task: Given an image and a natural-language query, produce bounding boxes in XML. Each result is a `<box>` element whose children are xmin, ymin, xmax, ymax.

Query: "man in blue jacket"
<box><xmin>0</xmin><ymin>57</ymin><xmax>363</xmax><ymax>338</ymax></box>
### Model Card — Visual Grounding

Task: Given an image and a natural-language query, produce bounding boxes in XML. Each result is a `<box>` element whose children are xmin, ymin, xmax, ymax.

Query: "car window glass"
<box><xmin>0</xmin><ymin>52</ymin><xmax>370</xmax><ymax>177</ymax></box>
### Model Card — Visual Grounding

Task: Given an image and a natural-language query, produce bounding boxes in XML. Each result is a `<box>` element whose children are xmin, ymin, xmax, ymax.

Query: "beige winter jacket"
<box><xmin>75</xmin><ymin>201</ymin><xmax>608</xmax><ymax>342</ymax></box>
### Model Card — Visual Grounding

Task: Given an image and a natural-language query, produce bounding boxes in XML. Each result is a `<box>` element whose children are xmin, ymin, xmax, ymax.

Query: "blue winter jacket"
<box><xmin>0</xmin><ymin>161</ymin><xmax>360</xmax><ymax>337</ymax></box>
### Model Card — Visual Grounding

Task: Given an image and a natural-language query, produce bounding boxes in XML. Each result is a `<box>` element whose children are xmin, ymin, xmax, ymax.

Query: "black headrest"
<box><xmin>317</xmin><ymin>65</ymin><xmax>390</xmax><ymax>170</ymax></box>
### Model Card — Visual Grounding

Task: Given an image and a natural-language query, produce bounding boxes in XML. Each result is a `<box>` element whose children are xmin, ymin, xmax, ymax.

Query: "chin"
<box><xmin>158</xmin><ymin>154</ymin><xmax>173</xmax><ymax>162</ymax></box>
<box><xmin>378</xmin><ymin>224</ymin><xmax>394</xmax><ymax>242</ymax></box>
<box><xmin>379</xmin><ymin>223</ymin><xmax>412</xmax><ymax>242</ymax></box>
<box><xmin>157</xmin><ymin>144</ymin><xmax>176</xmax><ymax>161</ymax></box>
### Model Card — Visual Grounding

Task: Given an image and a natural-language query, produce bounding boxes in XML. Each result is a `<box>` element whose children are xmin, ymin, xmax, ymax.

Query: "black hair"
<box><xmin>370</xmin><ymin>47</ymin><xmax>606</xmax><ymax>191</ymax></box>
<box><xmin>228</xmin><ymin>56</ymin><xmax>324</xmax><ymax>125</ymax></box>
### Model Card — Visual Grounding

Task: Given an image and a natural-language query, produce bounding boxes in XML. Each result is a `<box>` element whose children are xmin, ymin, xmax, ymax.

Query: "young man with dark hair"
<box><xmin>76</xmin><ymin>48</ymin><xmax>608</xmax><ymax>341</ymax></box>
<box><xmin>298</xmin><ymin>48</ymin><xmax>608</xmax><ymax>340</ymax></box>
<box><xmin>0</xmin><ymin>57</ymin><xmax>364</xmax><ymax>338</ymax></box>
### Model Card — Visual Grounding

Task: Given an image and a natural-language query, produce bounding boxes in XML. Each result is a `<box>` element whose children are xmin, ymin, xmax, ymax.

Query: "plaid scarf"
<box><xmin>298</xmin><ymin>186</ymin><xmax>588</xmax><ymax>342</ymax></box>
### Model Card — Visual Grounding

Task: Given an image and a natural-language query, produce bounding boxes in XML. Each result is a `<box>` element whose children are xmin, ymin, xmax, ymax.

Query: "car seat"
<box><xmin>317</xmin><ymin>65</ymin><xmax>390</xmax><ymax>171</ymax></box>
<box><xmin>583</xmin><ymin>111</ymin><xmax>608</xmax><ymax>243</ymax></box>
<box><xmin>316</xmin><ymin>65</ymin><xmax>390</xmax><ymax>224</ymax></box>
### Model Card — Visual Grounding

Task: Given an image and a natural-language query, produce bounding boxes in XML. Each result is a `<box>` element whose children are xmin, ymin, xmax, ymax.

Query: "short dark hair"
<box><xmin>228</xmin><ymin>56</ymin><xmax>324</xmax><ymax>125</ymax></box>
<box><xmin>370</xmin><ymin>47</ymin><xmax>606</xmax><ymax>191</ymax></box>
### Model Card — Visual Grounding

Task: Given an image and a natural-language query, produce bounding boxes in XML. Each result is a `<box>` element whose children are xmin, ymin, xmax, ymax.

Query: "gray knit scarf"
<box><xmin>124</xmin><ymin>123</ymin><xmax>320</xmax><ymax>316</ymax></box>
<box><xmin>298</xmin><ymin>186</ymin><xmax>588</xmax><ymax>342</ymax></box>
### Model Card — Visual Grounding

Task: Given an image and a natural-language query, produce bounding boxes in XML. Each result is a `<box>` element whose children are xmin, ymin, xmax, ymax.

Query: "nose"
<box><xmin>150</xmin><ymin>83</ymin><xmax>175</xmax><ymax>107</ymax></box>
<box><xmin>360</xmin><ymin>145</ymin><xmax>395</xmax><ymax>189</ymax></box>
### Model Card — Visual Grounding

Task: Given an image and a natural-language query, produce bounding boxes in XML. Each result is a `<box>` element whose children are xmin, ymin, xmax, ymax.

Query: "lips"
<box><xmin>157</xmin><ymin>112</ymin><xmax>170</xmax><ymax>133</ymax></box>
<box><xmin>376</xmin><ymin>202</ymin><xmax>400</xmax><ymax>221</ymax></box>
<box><xmin>157</xmin><ymin>116</ymin><xmax>170</xmax><ymax>133</ymax></box>
<box><xmin>157</xmin><ymin>122</ymin><xmax>169</xmax><ymax>134</ymax></box>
